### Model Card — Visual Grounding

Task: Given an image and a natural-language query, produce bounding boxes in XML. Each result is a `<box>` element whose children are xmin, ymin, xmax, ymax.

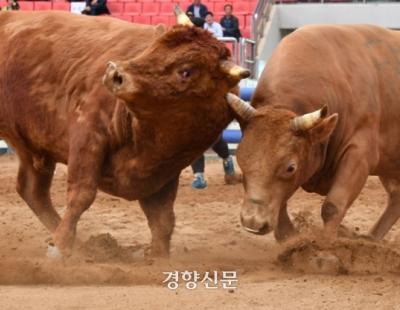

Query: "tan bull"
<box><xmin>228</xmin><ymin>24</ymin><xmax>400</xmax><ymax>241</ymax></box>
<box><xmin>0</xmin><ymin>9</ymin><xmax>249</xmax><ymax>257</ymax></box>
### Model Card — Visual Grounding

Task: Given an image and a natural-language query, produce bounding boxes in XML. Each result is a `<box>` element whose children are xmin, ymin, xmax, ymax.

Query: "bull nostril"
<box><xmin>240</xmin><ymin>214</ymin><xmax>271</xmax><ymax>235</ymax></box>
<box><xmin>113</xmin><ymin>72</ymin><xmax>123</xmax><ymax>86</ymax></box>
<box><xmin>258</xmin><ymin>223</ymin><xmax>269</xmax><ymax>235</ymax></box>
<box><xmin>240</xmin><ymin>214</ymin><xmax>245</xmax><ymax>227</ymax></box>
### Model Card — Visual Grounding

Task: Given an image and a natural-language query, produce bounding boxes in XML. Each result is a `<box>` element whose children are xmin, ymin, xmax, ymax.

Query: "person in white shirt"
<box><xmin>203</xmin><ymin>12</ymin><xmax>223</xmax><ymax>38</ymax></box>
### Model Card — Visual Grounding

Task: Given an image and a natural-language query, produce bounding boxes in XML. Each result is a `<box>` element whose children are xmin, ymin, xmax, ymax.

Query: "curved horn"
<box><xmin>226</xmin><ymin>93</ymin><xmax>257</xmax><ymax>121</ymax></box>
<box><xmin>220</xmin><ymin>60</ymin><xmax>251</xmax><ymax>80</ymax></box>
<box><xmin>291</xmin><ymin>106</ymin><xmax>328</xmax><ymax>131</ymax></box>
<box><xmin>174</xmin><ymin>5</ymin><xmax>194</xmax><ymax>27</ymax></box>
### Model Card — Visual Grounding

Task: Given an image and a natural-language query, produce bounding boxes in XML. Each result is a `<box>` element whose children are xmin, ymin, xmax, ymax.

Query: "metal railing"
<box><xmin>218</xmin><ymin>37</ymin><xmax>240</xmax><ymax>64</ymax></box>
<box><xmin>252</xmin><ymin>0</ymin><xmax>274</xmax><ymax>44</ymax></box>
<box><xmin>239</xmin><ymin>38</ymin><xmax>256</xmax><ymax>78</ymax></box>
<box><xmin>218</xmin><ymin>37</ymin><xmax>257</xmax><ymax>78</ymax></box>
<box><xmin>233</xmin><ymin>0</ymin><xmax>273</xmax><ymax>78</ymax></box>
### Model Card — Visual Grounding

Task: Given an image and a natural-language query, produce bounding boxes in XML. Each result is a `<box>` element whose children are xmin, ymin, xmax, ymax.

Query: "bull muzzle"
<box><xmin>240</xmin><ymin>198</ymin><xmax>274</xmax><ymax>235</ymax></box>
<box><xmin>240</xmin><ymin>214</ymin><xmax>271</xmax><ymax>235</ymax></box>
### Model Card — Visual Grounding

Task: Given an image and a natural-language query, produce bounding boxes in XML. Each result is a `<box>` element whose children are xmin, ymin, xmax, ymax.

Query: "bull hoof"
<box><xmin>46</xmin><ymin>243</ymin><xmax>63</xmax><ymax>260</ymax></box>
<box><xmin>308</xmin><ymin>251</ymin><xmax>344</xmax><ymax>275</ymax></box>
<box><xmin>132</xmin><ymin>247</ymin><xmax>145</xmax><ymax>259</ymax></box>
<box><xmin>275</xmin><ymin>229</ymin><xmax>297</xmax><ymax>243</ymax></box>
<box><xmin>356</xmin><ymin>234</ymin><xmax>377</xmax><ymax>242</ymax></box>
<box><xmin>145</xmin><ymin>248</ymin><xmax>170</xmax><ymax>262</ymax></box>
<box><xmin>275</xmin><ymin>225</ymin><xmax>297</xmax><ymax>243</ymax></box>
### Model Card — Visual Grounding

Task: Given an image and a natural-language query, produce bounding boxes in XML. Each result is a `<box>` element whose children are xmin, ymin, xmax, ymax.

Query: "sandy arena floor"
<box><xmin>0</xmin><ymin>154</ymin><xmax>400</xmax><ymax>309</ymax></box>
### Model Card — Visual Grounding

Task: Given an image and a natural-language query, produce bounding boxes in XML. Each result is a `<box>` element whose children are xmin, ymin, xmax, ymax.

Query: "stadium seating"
<box><xmin>160</xmin><ymin>2</ymin><xmax>174</xmax><ymax>15</ymax></box>
<box><xmin>151</xmin><ymin>15</ymin><xmax>169</xmax><ymax>24</ymax></box>
<box><xmin>16</xmin><ymin>0</ymin><xmax>257</xmax><ymax>38</ymax></box>
<box><xmin>52</xmin><ymin>1</ymin><xmax>70</xmax><ymax>10</ymax></box>
<box><xmin>34</xmin><ymin>1</ymin><xmax>52</xmax><ymax>10</ymax></box>
<box><xmin>124</xmin><ymin>2</ymin><xmax>142</xmax><ymax>15</ymax></box>
<box><xmin>19</xmin><ymin>1</ymin><xmax>34</xmax><ymax>10</ymax></box>
<box><xmin>141</xmin><ymin>2</ymin><xmax>160</xmax><ymax>15</ymax></box>
<box><xmin>107</xmin><ymin>2</ymin><xmax>124</xmax><ymax>14</ymax></box>
<box><xmin>133</xmin><ymin>14</ymin><xmax>151</xmax><ymax>23</ymax></box>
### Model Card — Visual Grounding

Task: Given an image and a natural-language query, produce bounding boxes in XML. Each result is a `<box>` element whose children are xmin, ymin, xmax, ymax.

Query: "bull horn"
<box><xmin>291</xmin><ymin>106</ymin><xmax>328</xmax><ymax>131</ymax></box>
<box><xmin>174</xmin><ymin>5</ymin><xmax>193</xmax><ymax>27</ymax></box>
<box><xmin>226</xmin><ymin>93</ymin><xmax>257</xmax><ymax>121</ymax></box>
<box><xmin>220</xmin><ymin>60</ymin><xmax>251</xmax><ymax>79</ymax></box>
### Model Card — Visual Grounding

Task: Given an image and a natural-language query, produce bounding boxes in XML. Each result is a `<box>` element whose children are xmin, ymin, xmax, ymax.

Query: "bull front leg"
<box><xmin>321</xmin><ymin>147</ymin><xmax>373</xmax><ymax>236</ymax></box>
<box><xmin>139</xmin><ymin>176</ymin><xmax>179</xmax><ymax>258</ymax></box>
<box><xmin>274</xmin><ymin>204</ymin><xmax>296</xmax><ymax>241</ymax></box>
<box><xmin>51</xmin><ymin>125</ymin><xmax>106</xmax><ymax>256</ymax></box>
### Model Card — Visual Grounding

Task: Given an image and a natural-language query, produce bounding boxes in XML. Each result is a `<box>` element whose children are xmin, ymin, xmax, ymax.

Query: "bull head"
<box><xmin>102</xmin><ymin>7</ymin><xmax>251</xmax><ymax>107</ymax></box>
<box><xmin>103</xmin><ymin>60</ymin><xmax>250</xmax><ymax>104</ymax></box>
<box><xmin>235</xmin><ymin>104</ymin><xmax>338</xmax><ymax>238</ymax></box>
<box><xmin>173</xmin><ymin>6</ymin><xmax>250</xmax><ymax>82</ymax></box>
<box><xmin>172</xmin><ymin>5</ymin><xmax>251</xmax><ymax>82</ymax></box>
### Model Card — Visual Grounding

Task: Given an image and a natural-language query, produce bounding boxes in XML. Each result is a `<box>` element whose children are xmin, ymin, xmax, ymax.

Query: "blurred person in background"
<box><xmin>186</xmin><ymin>0</ymin><xmax>208</xmax><ymax>20</ymax></box>
<box><xmin>1</xmin><ymin>0</ymin><xmax>20</xmax><ymax>11</ymax></box>
<box><xmin>191</xmin><ymin>137</ymin><xmax>241</xmax><ymax>189</ymax></box>
<box><xmin>203</xmin><ymin>11</ymin><xmax>223</xmax><ymax>38</ymax></box>
<box><xmin>220</xmin><ymin>4</ymin><xmax>241</xmax><ymax>41</ymax></box>
<box><xmin>81</xmin><ymin>0</ymin><xmax>110</xmax><ymax>16</ymax></box>
<box><xmin>186</xmin><ymin>11</ymin><xmax>205</xmax><ymax>28</ymax></box>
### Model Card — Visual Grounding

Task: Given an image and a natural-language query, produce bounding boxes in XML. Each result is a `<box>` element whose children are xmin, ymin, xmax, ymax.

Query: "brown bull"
<box><xmin>0</xmin><ymin>9</ymin><xmax>250</xmax><ymax>257</ymax></box>
<box><xmin>228</xmin><ymin>24</ymin><xmax>400</xmax><ymax>241</ymax></box>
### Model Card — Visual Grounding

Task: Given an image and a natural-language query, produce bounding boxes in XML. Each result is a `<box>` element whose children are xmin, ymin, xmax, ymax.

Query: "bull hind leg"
<box><xmin>139</xmin><ymin>176</ymin><xmax>179</xmax><ymax>258</ymax></box>
<box><xmin>369</xmin><ymin>177</ymin><xmax>400</xmax><ymax>240</ymax></box>
<box><xmin>16</xmin><ymin>154</ymin><xmax>60</xmax><ymax>232</ymax></box>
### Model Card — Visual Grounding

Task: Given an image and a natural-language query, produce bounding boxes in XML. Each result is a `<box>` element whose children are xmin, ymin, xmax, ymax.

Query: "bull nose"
<box><xmin>107</xmin><ymin>64</ymin><xmax>124</xmax><ymax>87</ymax></box>
<box><xmin>240</xmin><ymin>214</ymin><xmax>271</xmax><ymax>235</ymax></box>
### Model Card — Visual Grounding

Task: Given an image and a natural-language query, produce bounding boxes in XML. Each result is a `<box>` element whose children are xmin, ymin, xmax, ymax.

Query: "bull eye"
<box><xmin>180</xmin><ymin>69</ymin><xmax>192</xmax><ymax>79</ymax></box>
<box><xmin>279</xmin><ymin>161</ymin><xmax>297</xmax><ymax>180</ymax></box>
<box><xmin>286</xmin><ymin>163</ymin><xmax>297</xmax><ymax>174</ymax></box>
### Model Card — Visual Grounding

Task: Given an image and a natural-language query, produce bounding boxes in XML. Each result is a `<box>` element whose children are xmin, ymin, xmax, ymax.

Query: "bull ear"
<box><xmin>308</xmin><ymin>114</ymin><xmax>338</xmax><ymax>144</ymax></box>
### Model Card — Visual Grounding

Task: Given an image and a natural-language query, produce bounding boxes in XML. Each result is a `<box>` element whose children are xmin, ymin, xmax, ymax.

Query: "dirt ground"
<box><xmin>1</xmin><ymin>154</ymin><xmax>400</xmax><ymax>309</ymax></box>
